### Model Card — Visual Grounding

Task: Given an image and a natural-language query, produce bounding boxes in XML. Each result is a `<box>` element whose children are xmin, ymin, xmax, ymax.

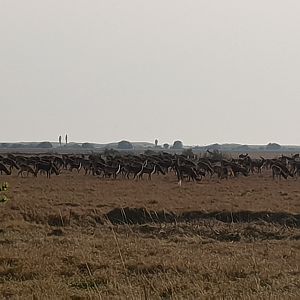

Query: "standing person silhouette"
<box><xmin>65</xmin><ymin>134</ymin><xmax>68</xmax><ymax>145</ymax></box>
<box><xmin>59</xmin><ymin>135</ymin><xmax>62</xmax><ymax>147</ymax></box>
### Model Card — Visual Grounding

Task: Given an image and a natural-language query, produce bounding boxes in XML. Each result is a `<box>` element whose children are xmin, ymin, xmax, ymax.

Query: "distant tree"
<box><xmin>266</xmin><ymin>143</ymin><xmax>281</xmax><ymax>150</ymax></box>
<box><xmin>117</xmin><ymin>140</ymin><xmax>133</xmax><ymax>150</ymax></box>
<box><xmin>235</xmin><ymin>145</ymin><xmax>250</xmax><ymax>151</ymax></box>
<box><xmin>68</xmin><ymin>143</ymin><xmax>82</xmax><ymax>149</ymax></box>
<box><xmin>172</xmin><ymin>140</ymin><xmax>183</xmax><ymax>149</ymax></box>
<box><xmin>9</xmin><ymin>143</ymin><xmax>23</xmax><ymax>148</ymax></box>
<box><xmin>36</xmin><ymin>141</ymin><xmax>53</xmax><ymax>148</ymax></box>
<box><xmin>163</xmin><ymin>143</ymin><xmax>169</xmax><ymax>149</ymax></box>
<box><xmin>0</xmin><ymin>143</ymin><xmax>9</xmax><ymax>148</ymax></box>
<box><xmin>26</xmin><ymin>143</ymin><xmax>36</xmax><ymax>149</ymax></box>
<box><xmin>207</xmin><ymin>143</ymin><xmax>221</xmax><ymax>151</ymax></box>
<box><xmin>193</xmin><ymin>145</ymin><xmax>205</xmax><ymax>151</ymax></box>
<box><xmin>155</xmin><ymin>139</ymin><xmax>158</xmax><ymax>147</ymax></box>
<box><xmin>82</xmin><ymin>142</ymin><xmax>95</xmax><ymax>149</ymax></box>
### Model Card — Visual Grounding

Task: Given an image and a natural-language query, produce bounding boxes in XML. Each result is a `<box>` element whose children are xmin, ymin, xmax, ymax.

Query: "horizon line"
<box><xmin>1</xmin><ymin>140</ymin><xmax>300</xmax><ymax>147</ymax></box>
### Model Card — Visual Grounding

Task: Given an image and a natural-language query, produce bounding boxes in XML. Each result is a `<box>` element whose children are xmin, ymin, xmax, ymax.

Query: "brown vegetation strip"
<box><xmin>106</xmin><ymin>207</ymin><xmax>300</xmax><ymax>227</ymax></box>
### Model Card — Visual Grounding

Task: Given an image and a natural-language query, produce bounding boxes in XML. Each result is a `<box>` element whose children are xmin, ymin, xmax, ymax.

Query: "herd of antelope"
<box><xmin>0</xmin><ymin>152</ymin><xmax>299</xmax><ymax>183</ymax></box>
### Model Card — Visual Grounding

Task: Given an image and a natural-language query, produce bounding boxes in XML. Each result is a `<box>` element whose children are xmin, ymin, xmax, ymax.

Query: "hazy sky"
<box><xmin>1</xmin><ymin>1</ymin><xmax>300</xmax><ymax>145</ymax></box>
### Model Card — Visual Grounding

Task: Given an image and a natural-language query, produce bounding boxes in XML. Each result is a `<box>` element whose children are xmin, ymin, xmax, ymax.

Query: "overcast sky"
<box><xmin>1</xmin><ymin>1</ymin><xmax>299</xmax><ymax>146</ymax></box>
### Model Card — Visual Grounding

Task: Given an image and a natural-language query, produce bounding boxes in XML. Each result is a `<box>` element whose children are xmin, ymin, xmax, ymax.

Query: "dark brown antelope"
<box><xmin>35</xmin><ymin>162</ymin><xmax>60</xmax><ymax>178</ymax></box>
<box><xmin>2</xmin><ymin>158</ymin><xmax>19</xmax><ymax>173</ymax></box>
<box><xmin>173</xmin><ymin>159</ymin><xmax>201</xmax><ymax>185</ymax></box>
<box><xmin>272</xmin><ymin>164</ymin><xmax>288</xmax><ymax>180</ymax></box>
<box><xmin>0</xmin><ymin>163</ymin><xmax>11</xmax><ymax>175</ymax></box>
<box><xmin>137</xmin><ymin>163</ymin><xmax>166</xmax><ymax>180</ymax></box>
<box><xmin>271</xmin><ymin>163</ymin><xmax>293</xmax><ymax>180</ymax></box>
<box><xmin>18</xmin><ymin>164</ymin><xmax>37</xmax><ymax>177</ymax></box>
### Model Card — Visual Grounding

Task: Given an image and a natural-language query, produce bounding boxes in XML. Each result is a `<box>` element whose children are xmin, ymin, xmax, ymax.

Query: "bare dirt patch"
<box><xmin>105</xmin><ymin>207</ymin><xmax>300</xmax><ymax>227</ymax></box>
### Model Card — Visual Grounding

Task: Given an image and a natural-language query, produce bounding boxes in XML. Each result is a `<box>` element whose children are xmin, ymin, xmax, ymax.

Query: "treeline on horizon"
<box><xmin>0</xmin><ymin>140</ymin><xmax>299</xmax><ymax>152</ymax></box>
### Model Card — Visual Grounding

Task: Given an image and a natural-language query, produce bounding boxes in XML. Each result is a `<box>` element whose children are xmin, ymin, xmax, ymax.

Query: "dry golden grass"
<box><xmin>0</xmin><ymin>170</ymin><xmax>299</xmax><ymax>299</ymax></box>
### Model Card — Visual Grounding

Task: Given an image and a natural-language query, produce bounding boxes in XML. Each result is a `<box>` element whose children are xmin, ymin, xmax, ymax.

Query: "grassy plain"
<box><xmin>0</xmin><ymin>170</ymin><xmax>299</xmax><ymax>299</ymax></box>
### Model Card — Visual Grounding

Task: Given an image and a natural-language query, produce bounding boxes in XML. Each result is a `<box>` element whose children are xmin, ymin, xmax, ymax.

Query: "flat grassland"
<box><xmin>0</xmin><ymin>170</ymin><xmax>299</xmax><ymax>299</ymax></box>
